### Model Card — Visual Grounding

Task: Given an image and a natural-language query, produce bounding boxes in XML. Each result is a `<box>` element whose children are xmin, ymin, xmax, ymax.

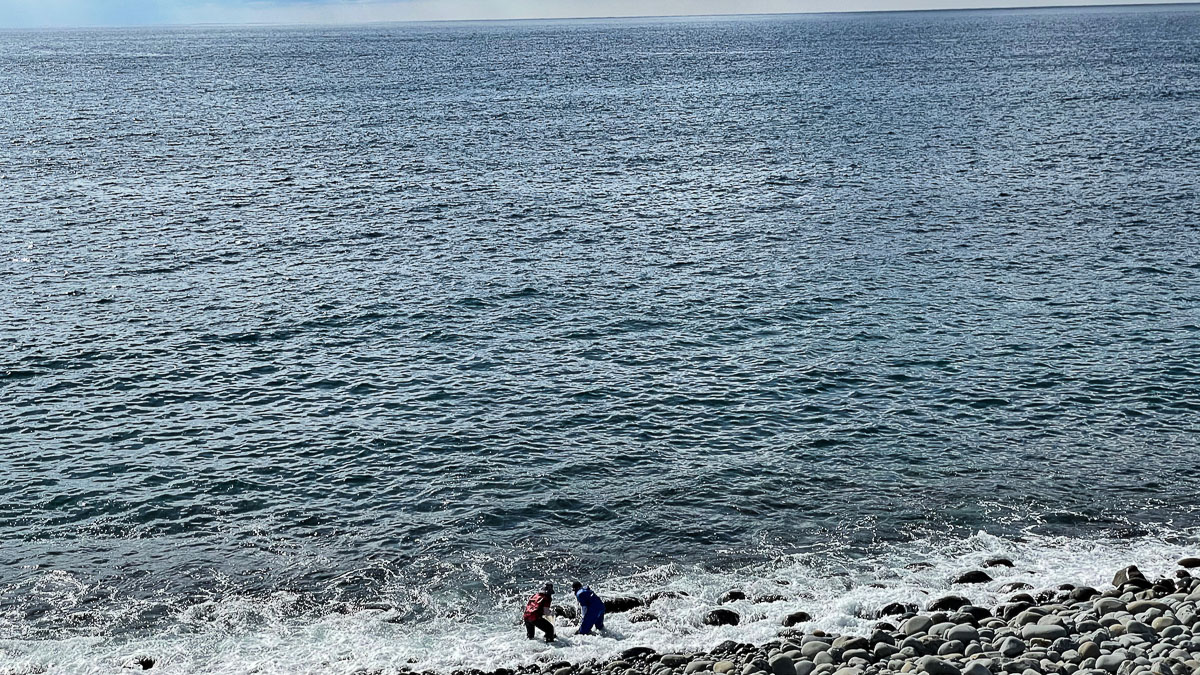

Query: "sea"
<box><xmin>2</xmin><ymin>4</ymin><xmax>1199</xmax><ymax>673</ymax></box>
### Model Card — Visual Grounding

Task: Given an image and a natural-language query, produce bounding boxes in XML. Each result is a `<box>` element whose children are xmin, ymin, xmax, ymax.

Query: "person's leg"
<box><xmin>578</xmin><ymin>607</ymin><xmax>598</xmax><ymax>634</ymax></box>
<box><xmin>526</xmin><ymin>621</ymin><xmax>535</xmax><ymax>639</ymax></box>
<box><xmin>595</xmin><ymin>608</ymin><xmax>605</xmax><ymax>631</ymax></box>
<box><xmin>536</xmin><ymin>617</ymin><xmax>555</xmax><ymax>642</ymax></box>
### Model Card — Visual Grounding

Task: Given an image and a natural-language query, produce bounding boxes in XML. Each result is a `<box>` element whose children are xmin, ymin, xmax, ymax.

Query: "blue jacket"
<box><xmin>575</xmin><ymin>587</ymin><xmax>603</xmax><ymax>610</ymax></box>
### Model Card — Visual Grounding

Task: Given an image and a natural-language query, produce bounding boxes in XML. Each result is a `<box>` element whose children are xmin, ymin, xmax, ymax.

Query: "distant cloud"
<box><xmin>0</xmin><ymin>0</ymin><xmax>1192</xmax><ymax>27</ymax></box>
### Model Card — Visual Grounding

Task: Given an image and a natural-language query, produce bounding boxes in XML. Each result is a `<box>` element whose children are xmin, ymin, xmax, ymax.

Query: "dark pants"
<box><xmin>579</xmin><ymin>605</ymin><xmax>605</xmax><ymax>634</ymax></box>
<box><xmin>525</xmin><ymin>617</ymin><xmax>555</xmax><ymax>642</ymax></box>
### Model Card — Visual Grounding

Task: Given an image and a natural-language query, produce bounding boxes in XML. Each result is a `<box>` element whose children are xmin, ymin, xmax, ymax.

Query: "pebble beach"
<box><xmin>414</xmin><ymin>560</ymin><xmax>1200</xmax><ymax>675</ymax></box>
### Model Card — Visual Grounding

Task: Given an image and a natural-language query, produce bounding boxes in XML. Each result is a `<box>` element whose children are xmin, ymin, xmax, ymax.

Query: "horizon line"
<box><xmin>3</xmin><ymin>0</ymin><xmax>1196</xmax><ymax>30</ymax></box>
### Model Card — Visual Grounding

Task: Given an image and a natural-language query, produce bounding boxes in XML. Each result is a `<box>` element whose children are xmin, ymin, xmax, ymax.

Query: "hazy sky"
<box><xmin>0</xmin><ymin>0</ymin><xmax>1191</xmax><ymax>27</ymax></box>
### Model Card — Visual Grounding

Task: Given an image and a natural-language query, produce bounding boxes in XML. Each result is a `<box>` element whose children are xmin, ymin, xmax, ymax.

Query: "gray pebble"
<box><xmin>917</xmin><ymin>656</ymin><xmax>961</xmax><ymax>675</ymax></box>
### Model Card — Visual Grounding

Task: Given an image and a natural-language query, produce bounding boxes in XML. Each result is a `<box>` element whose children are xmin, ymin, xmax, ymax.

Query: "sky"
<box><xmin>0</xmin><ymin>0</ymin><xmax>1192</xmax><ymax>27</ymax></box>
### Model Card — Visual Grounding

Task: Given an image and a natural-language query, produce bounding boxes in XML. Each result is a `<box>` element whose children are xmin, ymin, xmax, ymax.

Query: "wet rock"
<box><xmin>959</xmin><ymin>606</ymin><xmax>992</xmax><ymax>622</ymax></box>
<box><xmin>769</xmin><ymin>655</ymin><xmax>796</xmax><ymax>675</ymax></box>
<box><xmin>879</xmin><ymin>602</ymin><xmax>919</xmax><ymax>618</ymax></box>
<box><xmin>946</xmin><ymin>625</ymin><xmax>979</xmax><ymax>644</ymax></box>
<box><xmin>1178</xmin><ymin>558</ymin><xmax>1200</xmax><ymax>569</ymax></box>
<box><xmin>1113</xmin><ymin>566</ymin><xmax>1147</xmax><ymax>588</ymax></box>
<box><xmin>605</xmin><ymin>597</ymin><xmax>645</xmax><ymax>613</ymax></box>
<box><xmin>710</xmin><ymin>641</ymin><xmax>740</xmax><ymax>655</ymax></box>
<box><xmin>783</xmin><ymin>611</ymin><xmax>812</xmax><ymax>627</ymax></box>
<box><xmin>629</xmin><ymin>611</ymin><xmax>658</xmax><ymax>623</ymax></box>
<box><xmin>875</xmin><ymin>643</ymin><xmax>902</xmax><ymax>660</ymax></box>
<box><xmin>555</xmin><ymin>605</ymin><xmax>579</xmax><ymax>620</ymax></box>
<box><xmin>648</xmin><ymin>591</ymin><xmax>689</xmax><ymax>604</ymax></box>
<box><xmin>1070</xmin><ymin>587</ymin><xmax>1100</xmax><ymax>602</ymax></box>
<box><xmin>956</xmin><ymin>571</ymin><xmax>994</xmax><ymax>585</ymax></box>
<box><xmin>986</xmin><ymin>558</ymin><xmax>1016</xmax><ymax>568</ymax></box>
<box><xmin>999</xmin><ymin>637</ymin><xmax>1028</xmax><ymax>658</ymax></box>
<box><xmin>124</xmin><ymin>656</ymin><xmax>155</xmax><ymax>670</ymax></box>
<box><xmin>904</xmin><ymin>616</ymin><xmax>935</xmax><ymax>636</ymax></box>
<box><xmin>661</xmin><ymin>656</ymin><xmax>690</xmax><ymax>668</ymax></box>
<box><xmin>706</xmin><ymin>609</ymin><xmax>740</xmax><ymax>627</ymax></box>
<box><xmin>917</xmin><ymin>656</ymin><xmax>961</xmax><ymax>675</ymax></box>
<box><xmin>623</xmin><ymin>648</ymin><xmax>657</xmax><ymax>661</ymax></box>
<box><xmin>756</xmin><ymin>595</ymin><xmax>787</xmax><ymax>604</ymax></box>
<box><xmin>720</xmin><ymin>591</ymin><xmax>747</xmax><ymax>604</ymax></box>
<box><xmin>928</xmin><ymin>596</ymin><xmax>971</xmax><ymax>612</ymax></box>
<box><xmin>1002</xmin><ymin>583</ymin><xmax>1036</xmax><ymax>593</ymax></box>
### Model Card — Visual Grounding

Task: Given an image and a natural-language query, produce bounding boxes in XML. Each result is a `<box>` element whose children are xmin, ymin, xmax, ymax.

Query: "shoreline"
<box><xmin>378</xmin><ymin>558</ymin><xmax>1200</xmax><ymax>675</ymax></box>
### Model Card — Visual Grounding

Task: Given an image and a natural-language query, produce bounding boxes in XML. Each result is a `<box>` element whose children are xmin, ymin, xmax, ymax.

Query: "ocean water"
<box><xmin>2</xmin><ymin>5</ymin><xmax>1200</xmax><ymax>673</ymax></box>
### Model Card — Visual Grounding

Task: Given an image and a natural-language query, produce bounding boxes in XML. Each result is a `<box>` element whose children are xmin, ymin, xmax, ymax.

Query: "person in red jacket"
<box><xmin>522</xmin><ymin>582</ymin><xmax>556</xmax><ymax>643</ymax></box>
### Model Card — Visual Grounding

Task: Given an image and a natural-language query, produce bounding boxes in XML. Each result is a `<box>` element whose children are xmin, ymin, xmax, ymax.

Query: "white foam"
<box><xmin>4</xmin><ymin>530</ymin><xmax>1198</xmax><ymax>674</ymax></box>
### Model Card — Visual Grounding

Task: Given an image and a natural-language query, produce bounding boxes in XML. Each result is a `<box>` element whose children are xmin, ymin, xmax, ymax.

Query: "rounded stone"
<box><xmin>719</xmin><ymin>590</ymin><xmax>747</xmax><ymax>604</ymax></box>
<box><xmin>783</xmin><ymin>611</ymin><xmax>812</xmax><ymax>627</ymax></box>
<box><xmin>962</xmin><ymin>663</ymin><xmax>992</xmax><ymax>675</ymax></box>
<box><xmin>766</xmin><ymin>652</ymin><xmax>794</xmax><ymax>673</ymax></box>
<box><xmin>999</xmin><ymin>637</ymin><xmax>1028</xmax><ymax>658</ymax></box>
<box><xmin>1095</xmin><ymin>653</ymin><xmax>1127</xmax><ymax>674</ymax></box>
<box><xmin>1023</xmin><ymin>625</ymin><xmax>1068</xmax><ymax>641</ymax></box>
<box><xmin>904</xmin><ymin>616</ymin><xmax>936</xmax><ymax>636</ymax></box>
<box><xmin>1128</xmin><ymin>601</ymin><xmax>1170</xmax><ymax>615</ymax></box>
<box><xmin>802</xmin><ymin>643</ymin><xmax>832</xmax><ymax>658</ymax></box>
<box><xmin>947</xmin><ymin>625</ymin><xmax>980</xmax><ymax>644</ymax></box>
<box><xmin>1127</xmin><ymin>622</ymin><xmax>1156</xmax><ymax>637</ymax></box>
<box><xmin>929</xmin><ymin>596</ymin><xmax>972</xmax><ymax>612</ymax></box>
<box><xmin>606</xmin><ymin>597</ymin><xmax>646</xmax><ymax>613</ymax></box>
<box><xmin>917</xmin><ymin>656</ymin><xmax>961</xmax><ymax>675</ymax></box>
<box><xmin>705</xmin><ymin>609</ymin><xmax>740</xmax><ymax>627</ymax></box>
<box><xmin>956</xmin><ymin>571</ymin><xmax>994</xmax><ymax>585</ymax></box>
<box><xmin>879</xmin><ymin>602</ymin><xmax>920</xmax><ymax>618</ymax></box>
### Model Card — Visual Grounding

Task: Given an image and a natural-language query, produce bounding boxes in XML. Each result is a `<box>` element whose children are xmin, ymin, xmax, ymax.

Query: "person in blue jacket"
<box><xmin>571</xmin><ymin>580</ymin><xmax>605</xmax><ymax>634</ymax></box>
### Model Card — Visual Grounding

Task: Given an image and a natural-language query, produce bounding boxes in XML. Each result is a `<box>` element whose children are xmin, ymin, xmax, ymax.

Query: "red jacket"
<box><xmin>523</xmin><ymin>592</ymin><xmax>551</xmax><ymax>622</ymax></box>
